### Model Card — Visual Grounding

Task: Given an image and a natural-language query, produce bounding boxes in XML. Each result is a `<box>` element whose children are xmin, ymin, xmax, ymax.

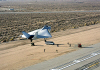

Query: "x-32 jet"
<box><xmin>20</xmin><ymin>25</ymin><xmax>52</xmax><ymax>45</ymax></box>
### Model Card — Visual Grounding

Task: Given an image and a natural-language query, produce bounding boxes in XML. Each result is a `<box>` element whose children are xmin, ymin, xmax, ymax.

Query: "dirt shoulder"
<box><xmin>0</xmin><ymin>24</ymin><xmax>100</xmax><ymax>70</ymax></box>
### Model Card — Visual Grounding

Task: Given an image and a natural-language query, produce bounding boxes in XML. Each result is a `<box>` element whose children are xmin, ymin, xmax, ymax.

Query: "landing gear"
<box><xmin>44</xmin><ymin>38</ymin><xmax>46</xmax><ymax>42</ymax></box>
<box><xmin>30</xmin><ymin>39</ymin><xmax>32</xmax><ymax>42</ymax></box>
<box><xmin>31</xmin><ymin>43</ymin><xmax>35</xmax><ymax>46</ymax></box>
<box><xmin>30</xmin><ymin>39</ymin><xmax>35</xmax><ymax>46</ymax></box>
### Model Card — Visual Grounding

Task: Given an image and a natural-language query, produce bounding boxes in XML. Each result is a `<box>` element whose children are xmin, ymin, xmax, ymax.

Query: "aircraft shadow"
<box><xmin>54</xmin><ymin>44</ymin><xmax>64</xmax><ymax>47</ymax></box>
<box><xmin>20</xmin><ymin>39</ymin><xmax>27</xmax><ymax>40</ymax></box>
<box><xmin>32</xmin><ymin>45</ymin><xmax>44</xmax><ymax>46</ymax></box>
<box><xmin>81</xmin><ymin>47</ymin><xmax>93</xmax><ymax>48</ymax></box>
<box><xmin>55</xmin><ymin>44</ymin><xmax>64</xmax><ymax>45</ymax></box>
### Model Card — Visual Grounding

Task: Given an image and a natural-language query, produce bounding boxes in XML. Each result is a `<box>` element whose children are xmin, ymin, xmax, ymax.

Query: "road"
<box><xmin>0</xmin><ymin>10</ymin><xmax>100</xmax><ymax>14</ymax></box>
<box><xmin>20</xmin><ymin>43</ymin><xmax>100</xmax><ymax>70</ymax></box>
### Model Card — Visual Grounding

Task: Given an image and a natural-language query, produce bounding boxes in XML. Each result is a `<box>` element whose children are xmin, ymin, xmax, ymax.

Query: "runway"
<box><xmin>21</xmin><ymin>43</ymin><xmax>100</xmax><ymax>70</ymax></box>
<box><xmin>0</xmin><ymin>10</ymin><xmax>100</xmax><ymax>14</ymax></box>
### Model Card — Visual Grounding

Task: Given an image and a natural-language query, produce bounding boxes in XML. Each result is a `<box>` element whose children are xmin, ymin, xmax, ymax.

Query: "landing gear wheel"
<box><xmin>31</xmin><ymin>43</ymin><xmax>35</xmax><ymax>46</ymax></box>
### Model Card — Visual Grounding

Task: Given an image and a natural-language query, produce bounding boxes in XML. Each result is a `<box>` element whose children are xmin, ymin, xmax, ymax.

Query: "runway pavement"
<box><xmin>1</xmin><ymin>10</ymin><xmax>100</xmax><ymax>14</ymax></box>
<box><xmin>20</xmin><ymin>43</ymin><xmax>100</xmax><ymax>70</ymax></box>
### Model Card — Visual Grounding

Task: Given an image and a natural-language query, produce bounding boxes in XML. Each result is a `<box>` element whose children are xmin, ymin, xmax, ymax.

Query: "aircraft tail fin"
<box><xmin>42</xmin><ymin>25</ymin><xmax>51</xmax><ymax>30</ymax></box>
<box><xmin>42</xmin><ymin>25</ymin><xmax>51</xmax><ymax>32</ymax></box>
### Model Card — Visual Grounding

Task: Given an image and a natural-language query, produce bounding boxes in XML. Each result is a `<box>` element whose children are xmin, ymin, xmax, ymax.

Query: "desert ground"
<box><xmin>1</xmin><ymin>1</ymin><xmax>100</xmax><ymax>43</ymax></box>
<box><xmin>0</xmin><ymin>1</ymin><xmax>100</xmax><ymax>70</ymax></box>
<box><xmin>0</xmin><ymin>23</ymin><xmax>100</xmax><ymax>70</ymax></box>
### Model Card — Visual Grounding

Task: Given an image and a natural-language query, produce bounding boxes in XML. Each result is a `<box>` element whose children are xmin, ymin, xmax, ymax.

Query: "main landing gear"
<box><xmin>30</xmin><ymin>39</ymin><xmax>35</xmax><ymax>46</ymax></box>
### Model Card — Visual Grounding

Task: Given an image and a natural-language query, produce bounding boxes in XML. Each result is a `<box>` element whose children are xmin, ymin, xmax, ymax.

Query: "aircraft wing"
<box><xmin>22</xmin><ymin>31</ymin><xmax>31</xmax><ymax>39</ymax></box>
<box><xmin>22</xmin><ymin>31</ymin><xmax>34</xmax><ymax>39</ymax></box>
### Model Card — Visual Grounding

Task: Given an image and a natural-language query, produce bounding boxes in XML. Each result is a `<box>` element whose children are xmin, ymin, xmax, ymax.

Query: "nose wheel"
<box><xmin>30</xmin><ymin>39</ymin><xmax>35</xmax><ymax>46</ymax></box>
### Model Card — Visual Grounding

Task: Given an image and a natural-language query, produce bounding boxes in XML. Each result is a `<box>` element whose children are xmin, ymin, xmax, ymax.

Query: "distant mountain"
<box><xmin>0</xmin><ymin>0</ymin><xmax>6</xmax><ymax>1</ymax></box>
<box><xmin>6</xmin><ymin>0</ymin><xmax>100</xmax><ymax>2</ymax></box>
<box><xmin>74</xmin><ymin>0</ymin><xmax>100</xmax><ymax>1</ymax></box>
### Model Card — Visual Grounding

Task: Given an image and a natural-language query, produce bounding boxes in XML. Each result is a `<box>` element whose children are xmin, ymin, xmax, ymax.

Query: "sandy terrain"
<box><xmin>0</xmin><ymin>24</ymin><xmax>100</xmax><ymax>70</ymax></box>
